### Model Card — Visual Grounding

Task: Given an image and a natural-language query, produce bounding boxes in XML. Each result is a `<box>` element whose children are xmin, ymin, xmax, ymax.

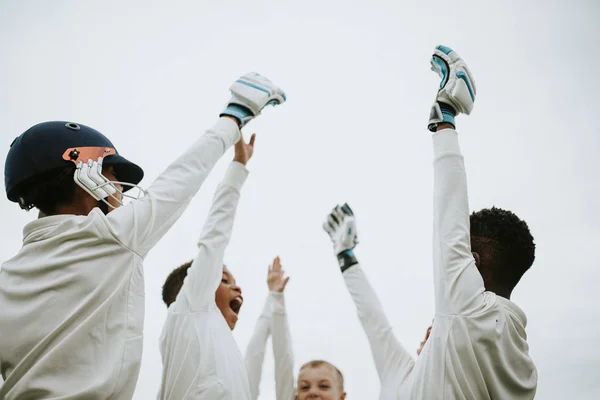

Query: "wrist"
<box><xmin>232</xmin><ymin>156</ymin><xmax>248</xmax><ymax>166</ymax></box>
<box><xmin>337</xmin><ymin>249</ymin><xmax>358</xmax><ymax>273</ymax></box>
<box><xmin>221</xmin><ymin>115</ymin><xmax>242</xmax><ymax>128</ymax></box>
<box><xmin>220</xmin><ymin>104</ymin><xmax>252</xmax><ymax>128</ymax></box>
<box><xmin>435</xmin><ymin>122</ymin><xmax>455</xmax><ymax>132</ymax></box>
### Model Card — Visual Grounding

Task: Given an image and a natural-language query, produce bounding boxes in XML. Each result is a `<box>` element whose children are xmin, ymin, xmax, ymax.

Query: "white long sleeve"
<box><xmin>106</xmin><ymin>117</ymin><xmax>240</xmax><ymax>258</ymax></box>
<box><xmin>270</xmin><ymin>292</ymin><xmax>295</xmax><ymax>400</ymax></box>
<box><xmin>244</xmin><ymin>292</ymin><xmax>295</xmax><ymax>400</ymax></box>
<box><xmin>431</xmin><ymin>129</ymin><xmax>486</xmax><ymax>315</ymax></box>
<box><xmin>181</xmin><ymin>161</ymin><xmax>248</xmax><ymax>311</ymax></box>
<box><xmin>245</xmin><ymin>296</ymin><xmax>273</xmax><ymax>400</ymax></box>
<box><xmin>158</xmin><ymin>161</ymin><xmax>252</xmax><ymax>400</ymax></box>
<box><xmin>342</xmin><ymin>265</ymin><xmax>414</xmax><ymax>399</ymax></box>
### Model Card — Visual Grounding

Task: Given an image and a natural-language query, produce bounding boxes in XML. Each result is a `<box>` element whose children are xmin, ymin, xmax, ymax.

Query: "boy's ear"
<box><xmin>340</xmin><ymin>393</ymin><xmax>347</xmax><ymax>400</ymax></box>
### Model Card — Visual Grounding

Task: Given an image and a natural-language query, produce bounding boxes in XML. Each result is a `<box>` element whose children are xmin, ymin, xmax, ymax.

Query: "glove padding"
<box><xmin>220</xmin><ymin>72</ymin><xmax>286</xmax><ymax>128</ymax></box>
<box><xmin>323</xmin><ymin>203</ymin><xmax>358</xmax><ymax>256</ymax></box>
<box><xmin>430</xmin><ymin>45</ymin><xmax>476</xmax><ymax>116</ymax></box>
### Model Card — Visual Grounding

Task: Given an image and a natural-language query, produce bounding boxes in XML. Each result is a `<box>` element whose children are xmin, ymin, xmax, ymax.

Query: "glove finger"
<box><xmin>333</xmin><ymin>207</ymin><xmax>346</xmax><ymax>224</ymax></box>
<box><xmin>323</xmin><ymin>220</ymin><xmax>336</xmax><ymax>235</ymax></box>
<box><xmin>329</xmin><ymin>210</ymin><xmax>341</xmax><ymax>226</ymax></box>
<box><xmin>341</xmin><ymin>203</ymin><xmax>354</xmax><ymax>216</ymax></box>
<box><xmin>328</xmin><ymin>214</ymin><xmax>341</xmax><ymax>230</ymax></box>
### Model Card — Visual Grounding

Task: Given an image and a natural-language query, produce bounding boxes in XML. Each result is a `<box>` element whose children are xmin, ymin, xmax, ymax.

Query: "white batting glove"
<box><xmin>220</xmin><ymin>72</ymin><xmax>286</xmax><ymax>128</ymax></box>
<box><xmin>323</xmin><ymin>203</ymin><xmax>359</xmax><ymax>255</ymax></box>
<box><xmin>428</xmin><ymin>45</ymin><xmax>476</xmax><ymax>132</ymax></box>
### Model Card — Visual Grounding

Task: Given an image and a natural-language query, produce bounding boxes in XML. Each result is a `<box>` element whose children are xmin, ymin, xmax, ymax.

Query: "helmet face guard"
<box><xmin>62</xmin><ymin>146</ymin><xmax>146</xmax><ymax>210</ymax></box>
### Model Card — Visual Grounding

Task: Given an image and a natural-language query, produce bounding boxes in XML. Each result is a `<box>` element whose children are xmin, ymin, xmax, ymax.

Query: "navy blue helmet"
<box><xmin>5</xmin><ymin>121</ymin><xmax>143</xmax><ymax>205</ymax></box>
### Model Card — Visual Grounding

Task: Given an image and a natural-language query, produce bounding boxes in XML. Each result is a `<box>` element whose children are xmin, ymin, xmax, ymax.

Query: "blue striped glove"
<box><xmin>428</xmin><ymin>45</ymin><xmax>476</xmax><ymax>132</ymax></box>
<box><xmin>220</xmin><ymin>72</ymin><xmax>286</xmax><ymax>128</ymax></box>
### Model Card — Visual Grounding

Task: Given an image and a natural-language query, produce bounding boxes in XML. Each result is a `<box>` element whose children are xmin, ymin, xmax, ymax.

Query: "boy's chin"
<box><xmin>226</xmin><ymin>311</ymin><xmax>239</xmax><ymax>330</ymax></box>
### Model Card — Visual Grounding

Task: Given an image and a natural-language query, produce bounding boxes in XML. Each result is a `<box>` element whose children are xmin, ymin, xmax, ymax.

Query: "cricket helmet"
<box><xmin>5</xmin><ymin>121</ymin><xmax>144</xmax><ymax>208</ymax></box>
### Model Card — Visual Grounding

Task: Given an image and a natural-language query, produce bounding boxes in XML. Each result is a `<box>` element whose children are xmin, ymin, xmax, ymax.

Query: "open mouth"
<box><xmin>229</xmin><ymin>296</ymin><xmax>243</xmax><ymax>315</ymax></box>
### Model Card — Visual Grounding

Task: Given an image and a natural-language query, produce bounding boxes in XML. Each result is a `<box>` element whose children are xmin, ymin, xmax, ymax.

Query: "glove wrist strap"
<box><xmin>220</xmin><ymin>104</ymin><xmax>253</xmax><ymax>127</ymax></box>
<box><xmin>337</xmin><ymin>249</ymin><xmax>358</xmax><ymax>273</ymax></box>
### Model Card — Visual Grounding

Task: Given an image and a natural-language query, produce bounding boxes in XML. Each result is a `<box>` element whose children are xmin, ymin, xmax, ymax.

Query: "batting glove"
<box><xmin>220</xmin><ymin>72</ymin><xmax>286</xmax><ymax>128</ymax></box>
<box><xmin>323</xmin><ymin>203</ymin><xmax>359</xmax><ymax>271</ymax></box>
<box><xmin>428</xmin><ymin>45</ymin><xmax>476</xmax><ymax>132</ymax></box>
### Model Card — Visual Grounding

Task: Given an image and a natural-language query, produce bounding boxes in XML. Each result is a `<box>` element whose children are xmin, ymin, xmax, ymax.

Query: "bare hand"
<box><xmin>267</xmin><ymin>256</ymin><xmax>290</xmax><ymax>293</ymax></box>
<box><xmin>233</xmin><ymin>133</ymin><xmax>256</xmax><ymax>166</ymax></box>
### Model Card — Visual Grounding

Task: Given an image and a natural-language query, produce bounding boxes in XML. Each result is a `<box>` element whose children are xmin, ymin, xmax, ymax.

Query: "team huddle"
<box><xmin>0</xmin><ymin>46</ymin><xmax>538</xmax><ymax>399</ymax></box>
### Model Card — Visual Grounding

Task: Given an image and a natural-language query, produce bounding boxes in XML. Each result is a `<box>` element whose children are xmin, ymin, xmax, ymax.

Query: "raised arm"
<box><xmin>268</xmin><ymin>257</ymin><xmax>295</xmax><ymax>400</ymax></box>
<box><xmin>178</xmin><ymin>134</ymin><xmax>255</xmax><ymax>311</ymax></box>
<box><xmin>245</xmin><ymin>295</ymin><xmax>272</xmax><ymax>400</ymax></box>
<box><xmin>106</xmin><ymin>117</ymin><xmax>239</xmax><ymax>257</ymax></box>
<box><xmin>342</xmin><ymin>266</ymin><xmax>415</xmax><ymax>387</ymax></box>
<box><xmin>105</xmin><ymin>73</ymin><xmax>286</xmax><ymax>257</ymax></box>
<box><xmin>324</xmin><ymin>204</ymin><xmax>414</xmax><ymax>390</ymax></box>
<box><xmin>428</xmin><ymin>46</ymin><xmax>485</xmax><ymax>315</ymax></box>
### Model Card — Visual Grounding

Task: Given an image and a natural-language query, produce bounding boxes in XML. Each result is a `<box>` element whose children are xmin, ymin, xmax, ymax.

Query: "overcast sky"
<box><xmin>1</xmin><ymin>0</ymin><xmax>599</xmax><ymax>399</ymax></box>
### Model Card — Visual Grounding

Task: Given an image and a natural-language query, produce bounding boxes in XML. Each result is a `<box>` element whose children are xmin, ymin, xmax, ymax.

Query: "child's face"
<box><xmin>215</xmin><ymin>266</ymin><xmax>243</xmax><ymax>330</ymax></box>
<box><xmin>297</xmin><ymin>365</ymin><xmax>346</xmax><ymax>400</ymax></box>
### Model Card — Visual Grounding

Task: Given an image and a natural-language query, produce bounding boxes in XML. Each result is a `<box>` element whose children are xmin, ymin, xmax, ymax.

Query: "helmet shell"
<box><xmin>5</xmin><ymin>121</ymin><xmax>143</xmax><ymax>202</ymax></box>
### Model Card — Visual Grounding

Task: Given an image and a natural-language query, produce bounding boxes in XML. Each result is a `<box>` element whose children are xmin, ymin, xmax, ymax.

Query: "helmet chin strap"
<box><xmin>98</xmin><ymin>200</ymin><xmax>110</xmax><ymax>215</ymax></box>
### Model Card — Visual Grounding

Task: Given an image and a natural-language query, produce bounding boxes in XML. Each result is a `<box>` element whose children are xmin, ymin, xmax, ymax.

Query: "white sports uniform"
<box><xmin>158</xmin><ymin>160</ymin><xmax>251</xmax><ymax>400</ymax></box>
<box><xmin>244</xmin><ymin>292</ymin><xmax>295</xmax><ymax>400</ymax></box>
<box><xmin>398</xmin><ymin>129</ymin><xmax>537</xmax><ymax>399</ymax></box>
<box><xmin>342</xmin><ymin>265</ymin><xmax>415</xmax><ymax>399</ymax></box>
<box><xmin>0</xmin><ymin>118</ymin><xmax>240</xmax><ymax>399</ymax></box>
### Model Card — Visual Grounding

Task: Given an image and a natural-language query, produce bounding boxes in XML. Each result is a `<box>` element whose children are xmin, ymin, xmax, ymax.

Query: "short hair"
<box><xmin>299</xmin><ymin>360</ymin><xmax>344</xmax><ymax>391</ymax></box>
<box><xmin>470</xmin><ymin>207</ymin><xmax>535</xmax><ymax>289</ymax></box>
<box><xmin>12</xmin><ymin>165</ymin><xmax>77</xmax><ymax>214</ymax></box>
<box><xmin>162</xmin><ymin>260</ymin><xmax>192</xmax><ymax>307</ymax></box>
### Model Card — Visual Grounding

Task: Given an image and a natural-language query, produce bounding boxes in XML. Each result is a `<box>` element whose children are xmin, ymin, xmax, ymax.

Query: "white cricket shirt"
<box><xmin>399</xmin><ymin>129</ymin><xmax>537</xmax><ymax>399</ymax></box>
<box><xmin>158</xmin><ymin>161</ymin><xmax>252</xmax><ymax>400</ymax></box>
<box><xmin>0</xmin><ymin>118</ymin><xmax>240</xmax><ymax>399</ymax></box>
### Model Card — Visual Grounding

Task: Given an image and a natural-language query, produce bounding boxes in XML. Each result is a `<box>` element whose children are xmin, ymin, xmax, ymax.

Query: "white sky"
<box><xmin>1</xmin><ymin>0</ymin><xmax>599</xmax><ymax>399</ymax></box>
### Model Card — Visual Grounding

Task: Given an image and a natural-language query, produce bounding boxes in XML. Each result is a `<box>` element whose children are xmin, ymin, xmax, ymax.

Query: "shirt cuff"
<box><xmin>269</xmin><ymin>291</ymin><xmax>286</xmax><ymax>314</ymax></box>
<box><xmin>432</xmin><ymin>128</ymin><xmax>461</xmax><ymax>160</ymax></box>
<box><xmin>221</xmin><ymin>161</ymin><xmax>249</xmax><ymax>190</ymax></box>
<box><xmin>214</xmin><ymin>117</ymin><xmax>241</xmax><ymax>147</ymax></box>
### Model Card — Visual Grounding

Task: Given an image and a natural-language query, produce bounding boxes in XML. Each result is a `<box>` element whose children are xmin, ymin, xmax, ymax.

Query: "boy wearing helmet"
<box><xmin>0</xmin><ymin>73</ymin><xmax>285</xmax><ymax>399</ymax></box>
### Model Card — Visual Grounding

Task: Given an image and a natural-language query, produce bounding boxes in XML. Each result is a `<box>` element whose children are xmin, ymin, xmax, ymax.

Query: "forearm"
<box><xmin>106</xmin><ymin>118</ymin><xmax>240</xmax><ymax>255</ymax></box>
<box><xmin>183</xmin><ymin>161</ymin><xmax>248</xmax><ymax>310</ymax></box>
<box><xmin>432</xmin><ymin>129</ymin><xmax>485</xmax><ymax>314</ymax></box>
<box><xmin>343</xmin><ymin>265</ymin><xmax>415</xmax><ymax>382</ymax></box>
<box><xmin>245</xmin><ymin>295</ymin><xmax>272</xmax><ymax>400</ymax></box>
<box><xmin>271</xmin><ymin>292</ymin><xmax>295</xmax><ymax>400</ymax></box>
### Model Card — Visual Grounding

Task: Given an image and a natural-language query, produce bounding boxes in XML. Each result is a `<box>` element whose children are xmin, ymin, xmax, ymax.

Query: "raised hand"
<box><xmin>233</xmin><ymin>133</ymin><xmax>256</xmax><ymax>166</ymax></box>
<box><xmin>267</xmin><ymin>256</ymin><xmax>290</xmax><ymax>293</ymax></box>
